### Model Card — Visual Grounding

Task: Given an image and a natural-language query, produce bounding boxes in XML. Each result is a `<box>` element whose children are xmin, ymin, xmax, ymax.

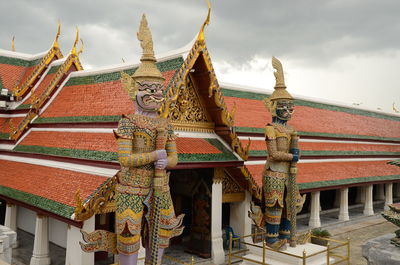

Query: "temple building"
<box><xmin>0</xmin><ymin>15</ymin><xmax>399</xmax><ymax>265</ymax></box>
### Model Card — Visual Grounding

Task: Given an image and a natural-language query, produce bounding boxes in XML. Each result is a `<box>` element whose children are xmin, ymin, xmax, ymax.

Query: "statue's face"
<box><xmin>135</xmin><ymin>81</ymin><xmax>164</xmax><ymax>112</ymax></box>
<box><xmin>276</xmin><ymin>100</ymin><xmax>294</xmax><ymax>121</ymax></box>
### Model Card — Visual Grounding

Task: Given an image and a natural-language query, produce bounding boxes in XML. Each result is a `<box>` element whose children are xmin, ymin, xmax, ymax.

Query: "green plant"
<box><xmin>311</xmin><ymin>228</ymin><xmax>331</xmax><ymax>238</ymax></box>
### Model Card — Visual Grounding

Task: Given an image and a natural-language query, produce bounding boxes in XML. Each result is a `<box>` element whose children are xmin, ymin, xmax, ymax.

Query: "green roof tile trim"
<box><xmin>178</xmin><ymin>138</ymin><xmax>238</xmax><ymax>162</ymax></box>
<box><xmin>0</xmin><ymin>185</ymin><xmax>75</xmax><ymax>218</ymax></box>
<box><xmin>0</xmin><ymin>56</ymin><xmax>42</xmax><ymax>67</ymax></box>
<box><xmin>14</xmin><ymin>145</ymin><xmax>118</xmax><ymax>162</ymax></box>
<box><xmin>47</xmin><ymin>65</ymin><xmax>61</xmax><ymax>74</ymax></box>
<box><xmin>236</xmin><ymin>127</ymin><xmax>400</xmax><ymax>142</ymax></box>
<box><xmin>249</xmin><ymin>150</ymin><xmax>400</xmax><ymax>157</ymax></box>
<box><xmin>0</xmin><ymin>133</ymin><xmax>10</xmax><ymax>139</ymax></box>
<box><xmin>65</xmin><ymin>57</ymin><xmax>184</xmax><ymax>87</ymax></box>
<box><xmin>221</xmin><ymin>88</ymin><xmax>400</xmax><ymax>121</ymax></box>
<box><xmin>299</xmin><ymin>174</ymin><xmax>400</xmax><ymax>190</ymax></box>
<box><xmin>388</xmin><ymin>159</ymin><xmax>400</xmax><ymax>167</ymax></box>
<box><xmin>16</xmin><ymin>103</ymin><xmax>31</xmax><ymax>110</ymax></box>
<box><xmin>33</xmin><ymin>115</ymin><xmax>121</xmax><ymax>124</ymax></box>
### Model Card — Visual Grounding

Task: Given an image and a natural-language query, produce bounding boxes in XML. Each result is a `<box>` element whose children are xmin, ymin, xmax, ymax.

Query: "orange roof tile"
<box><xmin>0</xmin><ymin>64</ymin><xmax>27</xmax><ymax>91</ymax></box>
<box><xmin>176</xmin><ymin>138</ymin><xmax>221</xmax><ymax>154</ymax></box>
<box><xmin>22</xmin><ymin>72</ymin><xmax>56</xmax><ymax>105</ymax></box>
<box><xmin>225</xmin><ymin>96</ymin><xmax>400</xmax><ymax>139</ymax></box>
<box><xmin>41</xmin><ymin>70</ymin><xmax>177</xmax><ymax>119</ymax></box>
<box><xmin>0</xmin><ymin>159</ymin><xmax>108</xmax><ymax>207</ymax></box>
<box><xmin>246</xmin><ymin>160</ymin><xmax>400</xmax><ymax>188</ymax></box>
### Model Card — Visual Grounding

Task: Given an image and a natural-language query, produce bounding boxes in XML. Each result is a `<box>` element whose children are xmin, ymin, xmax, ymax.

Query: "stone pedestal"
<box><xmin>363</xmin><ymin>185</ymin><xmax>374</xmax><ymax>216</ymax></box>
<box><xmin>30</xmin><ymin>215</ymin><xmax>50</xmax><ymax>265</ymax></box>
<box><xmin>0</xmin><ymin>225</ymin><xmax>16</xmax><ymax>264</ymax></box>
<box><xmin>243</xmin><ymin>242</ymin><xmax>334</xmax><ymax>265</ymax></box>
<box><xmin>362</xmin><ymin>233</ymin><xmax>400</xmax><ymax>265</ymax></box>
<box><xmin>309</xmin><ymin>191</ymin><xmax>321</xmax><ymax>228</ymax></box>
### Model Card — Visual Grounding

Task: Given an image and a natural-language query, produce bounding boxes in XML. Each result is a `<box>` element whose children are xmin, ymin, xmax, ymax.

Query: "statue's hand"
<box><xmin>155</xmin><ymin>158</ymin><xmax>168</xmax><ymax>170</ymax></box>
<box><xmin>291</xmin><ymin>148</ymin><xmax>299</xmax><ymax>162</ymax></box>
<box><xmin>155</xmin><ymin>149</ymin><xmax>167</xmax><ymax>160</ymax></box>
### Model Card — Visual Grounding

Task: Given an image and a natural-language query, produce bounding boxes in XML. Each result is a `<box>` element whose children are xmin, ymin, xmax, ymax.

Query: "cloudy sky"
<box><xmin>1</xmin><ymin>0</ymin><xmax>399</xmax><ymax>114</ymax></box>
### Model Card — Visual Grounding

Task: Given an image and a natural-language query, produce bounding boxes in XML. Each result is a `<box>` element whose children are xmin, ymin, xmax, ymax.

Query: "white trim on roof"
<box><xmin>69</xmin><ymin>52</ymin><xmax>185</xmax><ymax>78</ymax></box>
<box><xmin>0</xmin><ymin>155</ymin><xmax>118</xmax><ymax>177</ymax></box>
<box><xmin>30</xmin><ymin>128</ymin><xmax>115</xmax><ymax>133</ymax></box>
<box><xmin>244</xmin><ymin>157</ymin><xmax>396</xmax><ymax>166</ymax></box>
<box><xmin>175</xmin><ymin>131</ymin><xmax>219</xmax><ymax>139</ymax></box>
<box><xmin>0</xmin><ymin>113</ymin><xmax>26</xmax><ymax>118</ymax></box>
<box><xmin>220</xmin><ymin>82</ymin><xmax>400</xmax><ymax>118</ymax></box>
<box><xmin>0</xmin><ymin>49</ymin><xmax>48</xmax><ymax>60</ymax></box>
<box><xmin>0</xmin><ymin>144</ymin><xmax>14</xmax><ymax>150</ymax></box>
<box><xmin>238</xmin><ymin>136</ymin><xmax>400</xmax><ymax>145</ymax></box>
<box><xmin>38</xmin><ymin>73</ymin><xmax>72</xmax><ymax>115</ymax></box>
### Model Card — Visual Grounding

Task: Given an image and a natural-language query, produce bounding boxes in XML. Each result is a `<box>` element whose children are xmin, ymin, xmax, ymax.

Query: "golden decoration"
<box><xmin>13</xmin><ymin>23</ymin><xmax>64</xmax><ymax>97</ymax></box>
<box><xmin>169</xmin><ymin>76</ymin><xmax>212</xmax><ymax>125</ymax></box>
<box><xmin>268</xmin><ymin>56</ymin><xmax>293</xmax><ymax>101</ymax></box>
<box><xmin>213</xmin><ymin>168</ymin><xmax>224</xmax><ymax>184</ymax></box>
<box><xmin>71</xmin><ymin>27</ymin><xmax>84</xmax><ymax>56</ymax></box>
<box><xmin>74</xmin><ymin>176</ymin><xmax>117</xmax><ymax>221</ymax></box>
<box><xmin>11</xmin><ymin>36</ymin><xmax>15</xmax><ymax>52</ymax></box>
<box><xmin>197</xmin><ymin>0</ymin><xmax>211</xmax><ymax>43</ymax></box>
<box><xmin>132</xmin><ymin>14</ymin><xmax>164</xmax><ymax>83</ymax></box>
<box><xmin>8</xmin><ymin>119</ymin><xmax>15</xmax><ymax>136</ymax></box>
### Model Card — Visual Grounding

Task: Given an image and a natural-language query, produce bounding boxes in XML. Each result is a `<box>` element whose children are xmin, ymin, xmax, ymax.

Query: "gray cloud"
<box><xmin>2</xmin><ymin>0</ymin><xmax>400</xmax><ymax>67</ymax></box>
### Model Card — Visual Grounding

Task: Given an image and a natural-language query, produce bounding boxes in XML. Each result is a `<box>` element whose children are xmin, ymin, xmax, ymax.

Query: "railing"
<box><xmin>227</xmin><ymin>231</ymin><xmax>350</xmax><ymax>265</ymax></box>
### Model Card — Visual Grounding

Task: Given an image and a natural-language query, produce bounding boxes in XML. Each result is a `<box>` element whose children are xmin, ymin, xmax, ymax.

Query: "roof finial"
<box><xmin>197</xmin><ymin>0</ymin><xmax>211</xmax><ymax>42</ymax></box>
<box><xmin>71</xmin><ymin>26</ymin><xmax>79</xmax><ymax>55</ymax></box>
<box><xmin>11</xmin><ymin>36</ymin><xmax>15</xmax><ymax>52</ymax></box>
<box><xmin>53</xmin><ymin>21</ymin><xmax>61</xmax><ymax>48</ymax></box>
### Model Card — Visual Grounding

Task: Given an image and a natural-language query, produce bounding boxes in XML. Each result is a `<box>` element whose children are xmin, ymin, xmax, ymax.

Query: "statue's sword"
<box><xmin>289</xmin><ymin>132</ymin><xmax>299</xmax><ymax>247</ymax></box>
<box><xmin>149</xmin><ymin>127</ymin><xmax>168</xmax><ymax>265</ymax></box>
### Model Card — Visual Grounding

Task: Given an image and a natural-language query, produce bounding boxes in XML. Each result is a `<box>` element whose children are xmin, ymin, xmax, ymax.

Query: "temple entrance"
<box><xmin>169</xmin><ymin>168</ymin><xmax>213</xmax><ymax>259</ymax></box>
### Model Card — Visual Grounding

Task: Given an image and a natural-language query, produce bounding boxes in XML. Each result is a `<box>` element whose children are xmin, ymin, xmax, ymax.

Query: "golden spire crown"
<box><xmin>132</xmin><ymin>14</ymin><xmax>164</xmax><ymax>83</ymax></box>
<box><xmin>269</xmin><ymin>56</ymin><xmax>293</xmax><ymax>101</ymax></box>
<box><xmin>11</xmin><ymin>36</ymin><xmax>15</xmax><ymax>52</ymax></box>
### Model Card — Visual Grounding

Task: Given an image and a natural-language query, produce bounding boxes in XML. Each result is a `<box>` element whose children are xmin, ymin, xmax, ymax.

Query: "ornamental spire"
<box><xmin>197</xmin><ymin>0</ymin><xmax>211</xmax><ymax>42</ymax></box>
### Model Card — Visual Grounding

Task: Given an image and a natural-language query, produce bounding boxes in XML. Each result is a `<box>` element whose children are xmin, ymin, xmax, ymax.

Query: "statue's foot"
<box><xmin>266</xmin><ymin>239</ymin><xmax>287</xmax><ymax>251</ymax></box>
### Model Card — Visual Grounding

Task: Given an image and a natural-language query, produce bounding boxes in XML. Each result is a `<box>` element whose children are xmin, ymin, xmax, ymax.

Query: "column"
<box><xmin>375</xmin><ymin>184</ymin><xmax>385</xmax><ymax>201</ymax></box>
<box><xmin>384</xmin><ymin>183</ymin><xmax>393</xmax><ymax>211</ymax></box>
<box><xmin>4</xmin><ymin>203</ymin><xmax>18</xmax><ymax>248</ymax></box>
<box><xmin>65</xmin><ymin>216</ymin><xmax>95</xmax><ymax>265</ymax></box>
<box><xmin>309</xmin><ymin>191</ymin><xmax>321</xmax><ymax>228</ymax></box>
<box><xmin>211</xmin><ymin>172</ymin><xmax>225</xmax><ymax>265</ymax></box>
<box><xmin>338</xmin><ymin>188</ymin><xmax>349</xmax><ymax>221</ymax></box>
<box><xmin>229</xmin><ymin>191</ymin><xmax>252</xmax><ymax>243</ymax></box>
<box><xmin>30</xmin><ymin>214</ymin><xmax>50</xmax><ymax>265</ymax></box>
<box><xmin>363</xmin><ymin>185</ymin><xmax>374</xmax><ymax>216</ymax></box>
<box><xmin>355</xmin><ymin>186</ymin><xmax>365</xmax><ymax>204</ymax></box>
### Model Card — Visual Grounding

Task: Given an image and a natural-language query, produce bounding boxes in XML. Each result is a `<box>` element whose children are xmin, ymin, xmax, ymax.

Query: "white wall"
<box><xmin>17</xmin><ymin>207</ymin><xmax>68</xmax><ymax>248</ymax></box>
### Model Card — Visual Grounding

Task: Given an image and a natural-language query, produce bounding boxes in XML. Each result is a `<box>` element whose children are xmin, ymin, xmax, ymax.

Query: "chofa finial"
<box><xmin>11</xmin><ymin>36</ymin><xmax>15</xmax><ymax>52</ymax></box>
<box><xmin>197</xmin><ymin>0</ymin><xmax>211</xmax><ymax>42</ymax></box>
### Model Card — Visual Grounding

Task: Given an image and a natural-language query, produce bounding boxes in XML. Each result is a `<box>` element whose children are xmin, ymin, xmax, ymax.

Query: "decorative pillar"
<box><xmin>363</xmin><ymin>185</ymin><xmax>374</xmax><ymax>216</ymax></box>
<box><xmin>338</xmin><ymin>188</ymin><xmax>349</xmax><ymax>221</ymax></box>
<box><xmin>384</xmin><ymin>183</ymin><xmax>393</xmax><ymax>211</ymax></box>
<box><xmin>375</xmin><ymin>184</ymin><xmax>385</xmax><ymax>201</ymax></box>
<box><xmin>211</xmin><ymin>169</ymin><xmax>225</xmax><ymax>265</ymax></box>
<box><xmin>229</xmin><ymin>191</ymin><xmax>252</xmax><ymax>243</ymax></box>
<box><xmin>65</xmin><ymin>216</ymin><xmax>95</xmax><ymax>265</ymax></box>
<box><xmin>4</xmin><ymin>203</ymin><xmax>18</xmax><ymax>248</ymax></box>
<box><xmin>309</xmin><ymin>191</ymin><xmax>321</xmax><ymax>228</ymax></box>
<box><xmin>30</xmin><ymin>214</ymin><xmax>50</xmax><ymax>265</ymax></box>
